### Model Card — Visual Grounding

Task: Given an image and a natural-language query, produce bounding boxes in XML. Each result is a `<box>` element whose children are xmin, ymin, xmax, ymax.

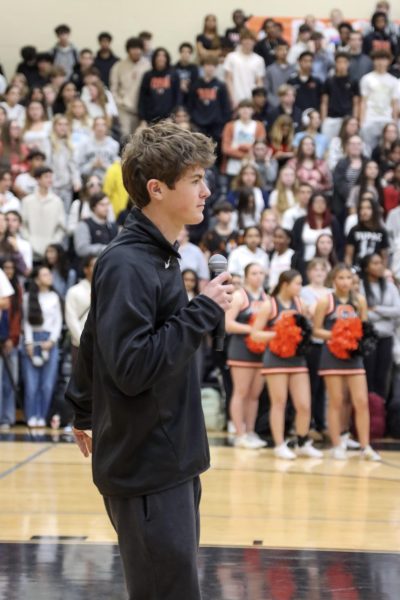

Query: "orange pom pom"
<box><xmin>327</xmin><ymin>317</ymin><xmax>363</xmax><ymax>360</ymax></box>
<box><xmin>245</xmin><ymin>314</ymin><xmax>268</xmax><ymax>355</ymax></box>
<box><xmin>269</xmin><ymin>313</ymin><xmax>303</xmax><ymax>358</ymax></box>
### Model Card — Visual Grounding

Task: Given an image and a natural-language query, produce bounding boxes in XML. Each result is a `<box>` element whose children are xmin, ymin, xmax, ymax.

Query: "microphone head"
<box><xmin>208</xmin><ymin>254</ymin><xmax>228</xmax><ymax>275</ymax></box>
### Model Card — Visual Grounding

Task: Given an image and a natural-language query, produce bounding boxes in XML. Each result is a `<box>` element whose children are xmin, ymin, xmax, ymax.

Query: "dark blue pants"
<box><xmin>104</xmin><ymin>477</ymin><xmax>202</xmax><ymax>600</ymax></box>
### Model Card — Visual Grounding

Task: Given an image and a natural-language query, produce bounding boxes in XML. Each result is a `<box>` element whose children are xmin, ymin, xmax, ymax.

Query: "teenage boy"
<box><xmin>73</xmin><ymin>193</ymin><xmax>118</xmax><ymax>258</ymax></box>
<box><xmin>66</xmin><ymin>122</ymin><xmax>233</xmax><ymax>599</ymax></box>
<box><xmin>288</xmin><ymin>51</ymin><xmax>322</xmax><ymax>112</ymax></box>
<box><xmin>265</xmin><ymin>40</ymin><xmax>296</xmax><ymax>107</ymax></box>
<box><xmin>174</xmin><ymin>43</ymin><xmax>199</xmax><ymax>104</ymax></box>
<box><xmin>110</xmin><ymin>37</ymin><xmax>150</xmax><ymax>137</ymax></box>
<box><xmin>267</xmin><ymin>83</ymin><xmax>302</xmax><ymax>131</ymax></box>
<box><xmin>225</xmin><ymin>9</ymin><xmax>247</xmax><ymax>48</ymax></box>
<box><xmin>13</xmin><ymin>150</ymin><xmax>46</xmax><ymax>198</ymax></box>
<box><xmin>320</xmin><ymin>52</ymin><xmax>360</xmax><ymax>141</ymax></box>
<box><xmin>348</xmin><ymin>31</ymin><xmax>373</xmax><ymax>83</ymax></box>
<box><xmin>94</xmin><ymin>32</ymin><xmax>119</xmax><ymax>87</ymax></box>
<box><xmin>224</xmin><ymin>29</ymin><xmax>265</xmax><ymax>108</ymax></box>
<box><xmin>71</xmin><ymin>49</ymin><xmax>94</xmax><ymax>92</ymax></box>
<box><xmin>20</xmin><ymin>167</ymin><xmax>66</xmax><ymax>260</ymax></box>
<box><xmin>252</xmin><ymin>87</ymin><xmax>271</xmax><ymax>128</ymax></box>
<box><xmin>359</xmin><ymin>49</ymin><xmax>399</xmax><ymax>151</ymax></box>
<box><xmin>51</xmin><ymin>24</ymin><xmax>78</xmax><ymax>79</ymax></box>
<box><xmin>188</xmin><ymin>56</ymin><xmax>231</xmax><ymax>142</ymax></box>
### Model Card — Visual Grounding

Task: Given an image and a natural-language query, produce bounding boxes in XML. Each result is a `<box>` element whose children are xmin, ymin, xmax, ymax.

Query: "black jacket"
<box><xmin>66</xmin><ymin>209</ymin><xmax>222</xmax><ymax>497</ymax></box>
<box><xmin>94</xmin><ymin>51</ymin><xmax>120</xmax><ymax>87</ymax></box>
<box><xmin>332</xmin><ymin>157</ymin><xmax>366</xmax><ymax>220</ymax></box>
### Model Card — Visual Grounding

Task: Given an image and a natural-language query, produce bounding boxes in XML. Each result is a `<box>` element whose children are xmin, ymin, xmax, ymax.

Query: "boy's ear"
<box><xmin>147</xmin><ymin>178</ymin><xmax>163</xmax><ymax>200</ymax></box>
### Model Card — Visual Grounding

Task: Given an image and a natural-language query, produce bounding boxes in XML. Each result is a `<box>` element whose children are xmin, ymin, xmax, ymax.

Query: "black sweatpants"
<box><xmin>364</xmin><ymin>336</ymin><xmax>393</xmax><ymax>400</ymax></box>
<box><xmin>306</xmin><ymin>343</ymin><xmax>326</xmax><ymax>432</ymax></box>
<box><xmin>103</xmin><ymin>477</ymin><xmax>202</xmax><ymax>600</ymax></box>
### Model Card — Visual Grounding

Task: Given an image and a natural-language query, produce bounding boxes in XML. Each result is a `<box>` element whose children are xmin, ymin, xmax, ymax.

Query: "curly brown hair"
<box><xmin>122</xmin><ymin>121</ymin><xmax>216</xmax><ymax>209</ymax></box>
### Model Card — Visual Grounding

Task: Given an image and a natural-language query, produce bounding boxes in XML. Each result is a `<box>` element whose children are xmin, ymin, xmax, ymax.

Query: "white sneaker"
<box><xmin>361</xmin><ymin>445</ymin><xmax>382</xmax><ymax>462</ymax></box>
<box><xmin>331</xmin><ymin>445</ymin><xmax>347</xmax><ymax>461</ymax></box>
<box><xmin>32</xmin><ymin>355</ymin><xmax>44</xmax><ymax>367</ymax></box>
<box><xmin>234</xmin><ymin>434</ymin><xmax>262</xmax><ymax>449</ymax></box>
<box><xmin>36</xmin><ymin>418</ymin><xmax>46</xmax><ymax>427</ymax></box>
<box><xmin>27</xmin><ymin>417</ymin><xmax>37</xmax><ymax>428</ymax></box>
<box><xmin>273</xmin><ymin>443</ymin><xmax>296</xmax><ymax>460</ymax></box>
<box><xmin>296</xmin><ymin>440</ymin><xmax>323</xmax><ymax>458</ymax></box>
<box><xmin>341</xmin><ymin>433</ymin><xmax>361</xmax><ymax>450</ymax></box>
<box><xmin>246</xmin><ymin>432</ymin><xmax>267</xmax><ymax>448</ymax></box>
<box><xmin>227</xmin><ymin>421</ymin><xmax>236</xmax><ymax>434</ymax></box>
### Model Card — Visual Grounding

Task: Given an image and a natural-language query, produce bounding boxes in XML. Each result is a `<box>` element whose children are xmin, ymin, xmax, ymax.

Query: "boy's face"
<box><xmin>275</xmin><ymin>45</ymin><xmax>288</xmax><ymax>61</ymax></box>
<box><xmin>38</xmin><ymin>173</ymin><xmax>53</xmax><ymax>188</ymax></box>
<box><xmin>299</xmin><ymin>55</ymin><xmax>313</xmax><ymax>73</ymax></box>
<box><xmin>253</xmin><ymin>93</ymin><xmax>266</xmax><ymax>108</ymax></box>
<box><xmin>180</xmin><ymin>47</ymin><xmax>192</xmax><ymax>63</ymax></box>
<box><xmin>203</xmin><ymin>63</ymin><xmax>216</xmax><ymax>79</ymax></box>
<box><xmin>100</xmin><ymin>38</ymin><xmax>111</xmax><ymax>51</ymax></box>
<box><xmin>58</xmin><ymin>32</ymin><xmax>70</xmax><ymax>46</ymax></box>
<box><xmin>335</xmin><ymin>57</ymin><xmax>349</xmax><ymax>74</ymax></box>
<box><xmin>158</xmin><ymin>166</ymin><xmax>211</xmax><ymax>226</ymax></box>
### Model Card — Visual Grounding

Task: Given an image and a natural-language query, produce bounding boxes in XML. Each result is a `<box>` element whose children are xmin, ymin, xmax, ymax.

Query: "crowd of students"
<box><xmin>0</xmin><ymin>4</ymin><xmax>399</xmax><ymax>455</ymax></box>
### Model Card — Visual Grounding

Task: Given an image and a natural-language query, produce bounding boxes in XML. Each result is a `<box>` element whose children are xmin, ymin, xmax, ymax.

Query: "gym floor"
<box><xmin>1</xmin><ymin>430</ymin><xmax>399</xmax><ymax>599</ymax></box>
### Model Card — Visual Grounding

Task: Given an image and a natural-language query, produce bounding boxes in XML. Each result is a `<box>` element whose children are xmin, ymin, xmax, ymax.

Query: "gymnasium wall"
<box><xmin>1</xmin><ymin>0</ymin><xmax>399</xmax><ymax>78</ymax></box>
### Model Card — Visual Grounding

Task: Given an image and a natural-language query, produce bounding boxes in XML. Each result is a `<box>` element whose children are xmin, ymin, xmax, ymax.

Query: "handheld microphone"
<box><xmin>208</xmin><ymin>254</ymin><xmax>228</xmax><ymax>352</ymax></box>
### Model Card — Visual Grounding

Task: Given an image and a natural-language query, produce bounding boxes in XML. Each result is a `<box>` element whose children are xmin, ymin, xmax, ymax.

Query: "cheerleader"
<box><xmin>313</xmin><ymin>264</ymin><xmax>381</xmax><ymax>461</ymax></box>
<box><xmin>251</xmin><ymin>270</ymin><xmax>323</xmax><ymax>460</ymax></box>
<box><xmin>225</xmin><ymin>263</ymin><xmax>267</xmax><ymax>449</ymax></box>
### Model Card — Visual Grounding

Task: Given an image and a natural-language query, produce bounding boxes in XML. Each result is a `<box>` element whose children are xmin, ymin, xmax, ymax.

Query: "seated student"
<box><xmin>0</xmin><ymin>85</ymin><xmax>26</xmax><ymax>127</ymax></box>
<box><xmin>138</xmin><ymin>47</ymin><xmax>181</xmax><ymax>125</ymax></box>
<box><xmin>268</xmin><ymin>165</ymin><xmax>297</xmax><ymax>222</ymax></box>
<box><xmin>228</xmin><ymin>225</ymin><xmax>269</xmax><ymax>278</ymax></box>
<box><xmin>267</xmin><ymin>84</ymin><xmax>302</xmax><ymax>133</ymax></box>
<box><xmin>287</xmin><ymin>136</ymin><xmax>332</xmax><ymax>191</ymax></box>
<box><xmin>200</xmin><ymin>200</ymin><xmax>239</xmax><ymax>259</ymax></box>
<box><xmin>176</xmin><ymin>227</ymin><xmax>209</xmax><ymax>290</ymax></box>
<box><xmin>346</xmin><ymin>160</ymin><xmax>383</xmax><ymax>215</ymax></box>
<box><xmin>0</xmin><ymin>170</ymin><xmax>21</xmax><ymax>213</ymax></box>
<box><xmin>221</xmin><ymin>100</ymin><xmax>266</xmax><ymax>177</ymax></box>
<box><xmin>0</xmin><ymin>120</ymin><xmax>29</xmax><ymax>183</ymax></box>
<box><xmin>268</xmin><ymin>114</ymin><xmax>295</xmax><ymax>168</ymax></box>
<box><xmin>288</xmin><ymin>51</ymin><xmax>322</xmax><ymax>112</ymax></box>
<box><xmin>175</xmin><ymin>43</ymin><xmax>199</xmax><ymax>105</ymax></box>
<box><xmin>251</xmin><ymin>87</ymin><xmax>270</xmax><ymax>130</ymax></box>
<box><xmin>281</xmin><ymin>182</ymin><xmax>313</xmax><ymax>230</ymax></box>
<box><xmin>187</xmin><ymin>56</ymin><xmax>231</xmax><ymax>143</ymax></box>
<box><xmin>20</xmin><ymin>167</ymin><xmax>66</xmax><ymax>261</ymax></box>
<box><xmin>252</xmin><ymin>139</ymin><xmax>278</xmax><ymax>196</ymax></box>
<box><xmin>227</xmin><ymin>162</ymin><xmax>268</xmax><ymax>216</ymax></box>
<box><xmin>293</xmin><ymin>109</ymin><xmax>329</xmax><ymax>160</ymax></box>
<box><xmin>74</xmin><ymin>192</ymin><xmax>118</xmax><ymax>258</ymax></box>
<box><xmin>77</xmin><ymin>116</ymin><xmax>119</xmax><ymax>180</ymax></box>
<box><xmin>70</xmin><ymin>48</ymin><xmax>94</xmax><ymax>92</ymax></box>
<box><xmin>5</xmin><ymin>210</ymin><xmax>33</xmax><ymax>272</ymax></box>
<box><xmin>383</xmin><ymin>162</ymin><xmax>400</xmax><ymax>216</ymax></box>
<box><xmin>320</xmin><ymin>52</ymin><xmax>360</xmax><ymax>142</ymax></box>
<box><xmin>371</xmin><ymin>122</ymin><xmax>399</xmax><ymax>169</ymax></box>
<box><xmin>328</xmin><ymin>116</ymin><xmax>363</xmax><ymax>171</ymax></box>
<box><xmin>379</xmin><ymin>141</ymin><xmax>400</xmax><ymax>186</ymax></box>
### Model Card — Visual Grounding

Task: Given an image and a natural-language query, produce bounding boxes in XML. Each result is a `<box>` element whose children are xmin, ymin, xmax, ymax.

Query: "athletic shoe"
<box><xmin>361</xmin><ymin>445</ymin><xmax>382</xmax><ymax>462</ymax></box>
<box><xmin>273</xmin><ymin>443</ymin><xmax>296</xmax><ymax>460</ymax></box>
<box><xmin>234</xmin><ymin>434</ymin><xmax>262</xmax><ymax>449</ymax></box>
<box><xmin>227</xmin><ymin>421</ymin><xmax>236</xmax><ymax>434</ymax></box>
<box><xmin>27</xmin><ymin>417</ymin><xmax>37</xmax><ymax>428</ymax></box>
<box><xmin>246</xmin><ymin>432</ymin><xmax>267</xmax><ymax>448</ymax></box>
<box><xmin>341</xmin><ymin>433</ymin><xmax>361</xmax><ymax>450</ymax></box>
<box><xmin>330</xmin><ymin>445</ymin><xmax>347</xmax><ymax>461</ymax></box>
<box><xmin>36</xmin><ymin>418</ymin><xmax>46</xmax><ymax>427</ymax></box>
<box><xmin>296</xmin><ymin>440</ymin><xmax>323</xmax><ymax>458</ymax></box>
<box><xmin>32</xmin><ymin>356</ymin><xmax>44</xmax><ymax>367</ymax></box>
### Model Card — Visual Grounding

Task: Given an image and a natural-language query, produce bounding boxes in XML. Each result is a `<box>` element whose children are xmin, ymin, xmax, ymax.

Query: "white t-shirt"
<box><xmin>228</xmin><ymin>245</ymin><xmax>269</xmax><ymax>277</ymax></box>
<box><xmin>360</xmin><ymin>71</ymin><xmax>399</xmax><ymax>122</ymax></box>
<box><xmin>230</xmin><ymin>187</ymin><xmax>265</xmax><ymax>230</ymax></box>
<box><xmin>0</xmin><ymin>102</ymin><xmax>26</xmax><ymax>126</ymax></box>
<box><xmin>0</xmin><ymin>268</ymin><xmax>14</xmax><ymax>299</ymax></box>
<box><xmin>226</xmin><ymin>119</ymin><xmax>257</xmax><ymax>176</ymax></box>
<box><xmin>14</xmin><ymin>172</ymin><xmax>37</xmax><ymax>196</ymax></box>
<box><xmin>302</xmin><ymin>224</ymin><xmax>331</xmax><ymax>262</ymax></box>
<box><xmin>0</xmin><ymin>191</ymin><xmax>21</xmax><ymax>213</ymax></box>
<box><xmin>268</xmin><ymin>249</ymin><xmax>295</xmax><ymax>292</ymax></box>
<box><xmin>281</xmin><ymin>205</ymin><xmax>307</xmax><ymax>230</ymax></box>
<box><xmin>224</xmin><ymin>49</ymin><xmax>265</xmax><ymax>105</ymax></box>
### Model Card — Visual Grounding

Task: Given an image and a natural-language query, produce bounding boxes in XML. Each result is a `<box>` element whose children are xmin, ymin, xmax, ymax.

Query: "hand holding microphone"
<box><xmin>203</xmin><ymin>255</ymin><xmax>234</xmax><ymax>350</ymax></box>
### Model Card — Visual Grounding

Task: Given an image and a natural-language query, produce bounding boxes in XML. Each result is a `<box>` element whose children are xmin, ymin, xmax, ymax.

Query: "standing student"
<box><xmin>175</xmin><ymin>43</ymin><xmax>199</xmax><ymax>106</ymax></box>
<box><xmin>94</xmin><ymin>32</ymin><xmax>119</xmax><ymax>87</ymax></box>
<box><xmin>345</xmin><ymin>196</ymin><xmax>389</xmax><ymax>267</ymax></box>
<box><xmin>22</xmin><ymin>266</ymin><xmax>63</xmax><ymax>427</ymax></box>
<box><xmin>0</xmin><ymin>263</ymin><xmax>17</xmax><ymax>430</ymax></box>
<box><xmin>301</xmin><ymin>258</ymin><xmax>331</xmax><ymax>433</ymax></box>
<box><xmin>138</xmin><ymin>48</ymin><xmax>181</xmax><ymax>125</ymax></box>
<box><xmin>251</xmin><ymin>270</ymin><xmax>323</xmax><ymax>459</ymax></box>
<box><xmin>360</xmin><ymin>253</ymin><xmax>400</xmax><ymax>399</ymax></box>
<box><xmin>49</xmin><ymin>114</ymin><xmax>81</xmax><ymax>211</ymax></box>
<box><xmin>268</xmin><ymin>227</ymin><xmax>295</xmax><ymax>291</ymax></box>
<box><xmin>225</xmin><ymin>263</ymin><xmax>268</xmax><ymax>449</ymax></box>
<box><xmin>313</xmin><ymin>264</ymin><xmax>381</xmax><ymax>460</ymax></box>
<box><xmin>66</xmin><ymin>122</ymin><xmax>233</xmax><ymax>599</ymax></box>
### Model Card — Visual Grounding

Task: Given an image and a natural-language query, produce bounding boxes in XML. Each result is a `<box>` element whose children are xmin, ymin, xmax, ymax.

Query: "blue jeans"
<box><xmin>22</xmin><ymin>332</ymin><xmax>59</xmax><ymax>421</ymax></box>
<box><xmin>0</xmin><ymin>346</ymin><xmax>19</xmax><ymax>425</ymax></box>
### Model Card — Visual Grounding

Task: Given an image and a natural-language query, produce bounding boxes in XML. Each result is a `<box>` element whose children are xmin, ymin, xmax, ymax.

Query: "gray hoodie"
<box><xmin>361</xmin><ymin>280</ymin><xmax>400</xmax><ymax>338</ymax></box>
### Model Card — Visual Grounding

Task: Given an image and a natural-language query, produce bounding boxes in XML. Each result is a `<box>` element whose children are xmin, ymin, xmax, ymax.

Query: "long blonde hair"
<box><xmin>66</xmin><ymin>98</ymin><xmax>92</xmax><ymax>128</ymax></box>
<box><xmin>275</xmin><ymin>166</ymin><xmax>297</xmax><ymax>215</ymax></box>
<box><xmin>269</xmin><ymin>114</ymin><xmax>294</xmax><ymax>149</ymax></box>
<box><xmin>50</xmin><ymin>114</ymin><xmax>74</xmax><ymax>154</ymax></box>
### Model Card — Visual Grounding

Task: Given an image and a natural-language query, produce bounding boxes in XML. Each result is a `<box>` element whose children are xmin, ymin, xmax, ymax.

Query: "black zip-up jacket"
<box><xmin>188</xmin><ymin>77</ymin><xmax>231</xmax><ymax>128</ymax></box>
<box><xmin>65</xmin><ymin>209</ymin><xmax>223</xmax><ymax>497</ymax></box>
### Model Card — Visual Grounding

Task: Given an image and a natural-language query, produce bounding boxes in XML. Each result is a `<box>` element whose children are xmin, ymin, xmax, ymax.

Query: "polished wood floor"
<box><xmin>1</xmin><ymin>428</ymin><xmax>400</xmax><ymax>553</ymax></box>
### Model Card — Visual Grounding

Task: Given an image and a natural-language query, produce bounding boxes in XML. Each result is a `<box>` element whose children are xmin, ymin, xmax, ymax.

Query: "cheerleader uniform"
<box><xmin>318</xmin><ymin>293</ymin><xmax>365</xmax><ymax>376</ymax></box>
<box><xmin>261</xmin><ymin>296</ymin><xmax>308</xmax><ymax>375</ymax></box>
<box><xmin>227</xmin><ymin>288</ymin><xmax>267</xmax><ymax>368</ymax></box>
